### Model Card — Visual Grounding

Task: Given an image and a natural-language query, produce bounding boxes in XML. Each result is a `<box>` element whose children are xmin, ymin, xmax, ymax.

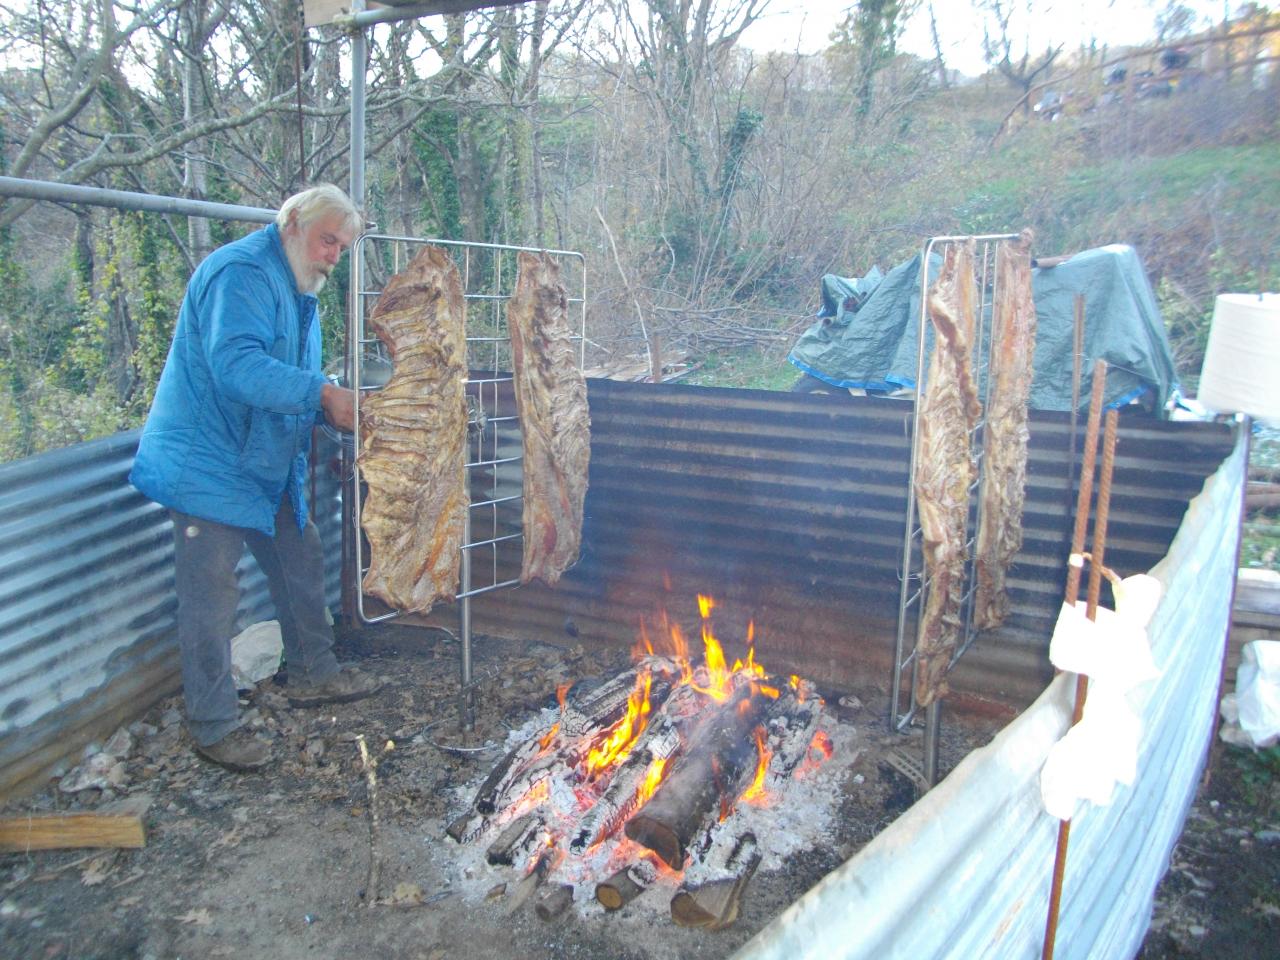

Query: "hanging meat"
<box><xmin>508</xmin><ymin>251</ymin><xmax>590</xmax><ymax>585</ymax></box>
<box><xmin>914</xmin><ymin>239</ymin><xmax>981</xmax><ymax>707</ymax></box>
<box><xmin>974</xmin><ymin>230</ymin><xmax>1037</xmax><ymax>630</ymax></box>
<box><xmin>359</xmin><ymin>245</ymin><xmax>469</xmax><ymax>614</ymax></box>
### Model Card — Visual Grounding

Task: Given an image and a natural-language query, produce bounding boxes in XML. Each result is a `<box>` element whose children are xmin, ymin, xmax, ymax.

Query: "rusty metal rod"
<box><xmin>1064</xmin><ymin>296</ymin><xmax>1085</xmax><ymax>542</ymax></box>
<box><xmin>1064</xmin><ymin>361</ymin><xmax>1108</xmax><ymax>605</ymax></box>
<box><xmin>1043</xmin><ymin>406</ymin><xmax>1120</xmax><ymax>960</ymax></box>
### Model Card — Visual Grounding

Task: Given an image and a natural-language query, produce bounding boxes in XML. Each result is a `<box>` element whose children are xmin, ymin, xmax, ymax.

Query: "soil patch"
<box><xmin>0</xmin><ymin>624</ymin><xmax>996</xmax><ymax>960</ymax></box>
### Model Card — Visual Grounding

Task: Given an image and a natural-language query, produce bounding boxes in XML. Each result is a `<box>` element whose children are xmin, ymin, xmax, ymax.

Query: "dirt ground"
<box><xmin>0</xmin><ymin>625</ymin><xmax>981</xmax><ymax>960</ymax></box>
<box><xmin>6</xmin><ymin>623</ymin><xmax>1269</xmax><ymax>960</ymax></box>
<box><xmin>1136</xmin><ymin>741</ymin><xmax>1280</xmax><ymax>959</ymax></box>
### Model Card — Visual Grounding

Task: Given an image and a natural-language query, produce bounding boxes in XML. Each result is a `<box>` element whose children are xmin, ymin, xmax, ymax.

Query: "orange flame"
<box><xmin>537</xmin><ymin>722</ymin><xmax>560</xmax><ymax>752</ymax></box>
<box><xmin>636</xmin><ymin>756</ymin><xmax>667</xmax><ymax>807</ymax></box>
<box><xmin>585</xmin><ymin>669</ymin><xmax>653</xmax><ymax>776</ymax></box>
<box><xmin>740</xmin><ymin>726</ymin><xmax>773</xmax><ymax>805</ymax></box>
<box><xmin>556</xmin><ymin>683</ymin><xmax>572</xmax><ymax>709</ymax></box>
<box><xmin>633</xmin><ymin>621</ymin><xmax>654</xmax><ymax>659</ymax></box>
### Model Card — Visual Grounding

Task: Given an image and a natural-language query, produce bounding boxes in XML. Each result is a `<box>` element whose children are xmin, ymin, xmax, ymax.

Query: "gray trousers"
<box><xmin>171</xmin><ymin>503</ymin><xmax>339</xmax><ymax>746</ymax></box>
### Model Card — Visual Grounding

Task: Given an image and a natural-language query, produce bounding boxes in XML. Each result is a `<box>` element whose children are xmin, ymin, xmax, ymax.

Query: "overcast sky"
<box><xmin>739</xmin><ymin>1</ymin><xmax>1242</xmax><ymax>75</ymax></box>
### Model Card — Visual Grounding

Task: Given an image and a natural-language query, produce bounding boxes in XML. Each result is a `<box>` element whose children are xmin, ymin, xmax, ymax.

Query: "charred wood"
<box><xmin>486</xmin><ymin>813</ymin><xmax>540</xmax><ymax>866</ymax></box>
<box><xmin>624</xmin><ymin>690</ymin><xmax>765</xmax><ymax>869</ymax></box>
<box><xmin>535</xmin><ymin>884</ymin><xmax>575</xmax><ymax>921</ymax></box>
<box><xmin>505</xmin><ymin>844</ymin><xmax>559</xmax><ymax>914</ymax></box>
<box><xmin>670</xmin><ymin>832</ymin><xmax>761</xmax><ymax>930</ymax></box>
<box><xmin>595</xmin><ymin>860</ymin><xmax>658</xmax><ymax>911</ymax></box>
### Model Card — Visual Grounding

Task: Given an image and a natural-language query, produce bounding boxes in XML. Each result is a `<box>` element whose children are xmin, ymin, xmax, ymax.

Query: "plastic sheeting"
<box><xmin>734</xmin><ymin>424</ymin><xmax>1245</xmax><ymax>960</ymax></box>
<box><xmin>788</xmin><ymin>245</ymin><xmax>1180</xmax><ymax>413</ymax></box>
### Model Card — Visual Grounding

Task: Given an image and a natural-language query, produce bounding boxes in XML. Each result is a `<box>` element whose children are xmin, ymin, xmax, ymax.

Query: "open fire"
<box><xmin>445</xmin><ymin>594</ymin><xmax>844</xmax><ymax>926</ymax></box>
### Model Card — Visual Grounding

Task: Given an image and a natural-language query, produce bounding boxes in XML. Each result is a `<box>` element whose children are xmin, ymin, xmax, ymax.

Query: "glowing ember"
<box><xmin>537</xmin><ymin>722</ymin><xmax>560</xmax><ymax>752</ymax></box>
<box><xmin>447</xmin><ymin>591</ymin><xmax>849</xmax><ymax>913</ymax></box>
<box><xmin>795</xmin><ymin>730</ymin><xmax>834</xmax><ymax>779</ymax></box>
<box><xmin>585</xmin><ymin>669</ymin><xmax>653</xmax><ymax>777</ymax></box>
<box><xmin>740</xmin><ymin>726</ymin><xmax>773</xmax><ymax>806</ymax></box>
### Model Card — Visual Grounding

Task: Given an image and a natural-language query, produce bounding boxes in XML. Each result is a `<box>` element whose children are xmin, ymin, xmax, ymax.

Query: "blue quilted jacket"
<box><xmin>130</xmin><ymin>224</ymin><xmax>328</xmax><ymax>536</ymax></box>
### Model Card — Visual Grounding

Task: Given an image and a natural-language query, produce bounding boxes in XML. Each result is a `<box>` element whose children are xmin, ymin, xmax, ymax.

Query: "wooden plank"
<box><xmin>0</xmin><ymin>811</ymin><xmax>145</xmax><ymax>852</ymax></box>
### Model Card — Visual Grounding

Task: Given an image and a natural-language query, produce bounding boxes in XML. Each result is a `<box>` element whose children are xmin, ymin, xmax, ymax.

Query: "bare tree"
<box><xmin>976</xmin><ymin>0</ymin><xmax>1062</xmax><ymax>107</ymax></box>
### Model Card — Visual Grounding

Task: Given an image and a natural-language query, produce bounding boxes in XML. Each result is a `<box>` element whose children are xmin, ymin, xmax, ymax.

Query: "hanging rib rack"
<box><xmin>890</xmin><ymin>232</ymin><xmax>1019</xmax><ymax>785</ymax></box>
<box><xmin>347</xmin><ymin>234</ymin><xmax>586</xmax><ymax>726</ymax></box>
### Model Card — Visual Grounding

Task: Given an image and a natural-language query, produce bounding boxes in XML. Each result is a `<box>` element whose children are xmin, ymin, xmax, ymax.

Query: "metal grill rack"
<box><xmin>347</xmin><ymin>234</ymin><xmax>586</xmax><ymax>725</ymax></box>
<box><xmin>890</xmin><ymin>233</ymin><xmax>1019</xmax><ymax>785</ymax></box>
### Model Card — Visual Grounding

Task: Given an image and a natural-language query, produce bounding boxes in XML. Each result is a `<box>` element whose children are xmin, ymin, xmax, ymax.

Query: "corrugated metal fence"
<box><xmin>0</xmin><ymin>381</ymin><xmax>1233</xmax><ymax>798</ymax></box>
<box><xmin>447</xmin><ymin>380</ymin><xmax>1234</xmax><ymax>707</ymax></box>
<box><xmin>0</xmin><ymin>429</ymin><xmax>343</xmax><ymax>798</ymax></box>
<box><xmin>733</xmin><ymin>424</ymin><xmax>1245</xmax><ymax>960</ymax></box>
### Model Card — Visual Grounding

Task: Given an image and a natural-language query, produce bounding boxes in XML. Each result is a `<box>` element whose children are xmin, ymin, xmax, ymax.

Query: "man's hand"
<box><xmin>321</xmin><ymin>383</ymin><xmax>356</xmax><ymax>432</ymax></box>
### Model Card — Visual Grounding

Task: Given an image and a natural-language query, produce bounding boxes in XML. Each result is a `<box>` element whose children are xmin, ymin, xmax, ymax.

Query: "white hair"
<box><xmin>276</xmin><ymin>184</ymin><xmax>362</xmax><ymax>234</ymax></box>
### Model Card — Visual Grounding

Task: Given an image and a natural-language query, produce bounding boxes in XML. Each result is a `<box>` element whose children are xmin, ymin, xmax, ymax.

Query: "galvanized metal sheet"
<box><xmin>732</xmin><ymin>425</ymin><xmax>1245</xmax><ymax>960</ymax></box>
<box><xmin>453</xmin><ymin>380</ymin><xmax>1234</xmax><ymax>705</ymax></box>
<box><xmin>0</xmin><ymin>429</ymin><xmax>344</xmax><ymax>797</ymax></box>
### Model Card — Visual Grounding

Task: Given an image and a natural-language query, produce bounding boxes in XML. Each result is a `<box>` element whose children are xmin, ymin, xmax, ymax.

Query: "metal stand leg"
<box><xmin>458</xmin><ymin>512</ymin><xmax>475</xmax><ymax>732</ymax></box>
<box><xmin>923</xmin><ymin>700</ymin><xmax>941</xmax><ymax>786</ymax></box>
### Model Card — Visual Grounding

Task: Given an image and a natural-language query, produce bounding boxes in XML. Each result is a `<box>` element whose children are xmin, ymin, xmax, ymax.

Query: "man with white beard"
<box><xmin>131</xmin><ymin>184</ymin><xmax>380</xmax><ymax>772</ymax></box>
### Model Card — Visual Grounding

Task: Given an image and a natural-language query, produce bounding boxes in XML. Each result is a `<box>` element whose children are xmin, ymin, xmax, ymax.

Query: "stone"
<box><xmin>59</xmin><ymin>753</ymin><xmax>127</xmax><ymax>793</ymax></box>
<box><xmin>103</xmin><ymin>727</ymin><xmax>135</xmax><ymax>759</ymax></box>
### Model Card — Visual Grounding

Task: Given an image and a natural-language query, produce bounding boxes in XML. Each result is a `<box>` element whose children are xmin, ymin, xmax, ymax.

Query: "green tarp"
<box><xmin>788</xmin><ymin>244</ymin><xmax>1181</xmax><ymax>414</ymax></box>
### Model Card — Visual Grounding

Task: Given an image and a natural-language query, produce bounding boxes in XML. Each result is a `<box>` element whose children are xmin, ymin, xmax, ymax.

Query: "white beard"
<box><xmin>283</xmin><ymin>231</ymin><xmax>328</xmax><ymax>295</ymax></box>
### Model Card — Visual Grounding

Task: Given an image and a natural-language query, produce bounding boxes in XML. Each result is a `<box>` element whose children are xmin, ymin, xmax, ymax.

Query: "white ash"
<box><xmin>437</xmin><ymin>696</ymin><xmax>860</xmax><ymax>918</ymax></box>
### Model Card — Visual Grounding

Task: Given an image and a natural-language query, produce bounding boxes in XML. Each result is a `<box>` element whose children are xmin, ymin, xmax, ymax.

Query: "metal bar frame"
<box><xmin>346</xmin><ymin>234</ymin><xmax>586</xmax><ymax>724</ymax></box>
<box><xmin>890</xmin><ymin>233</ymin><xmax>1019</xmax><ymax>784</ymax></box>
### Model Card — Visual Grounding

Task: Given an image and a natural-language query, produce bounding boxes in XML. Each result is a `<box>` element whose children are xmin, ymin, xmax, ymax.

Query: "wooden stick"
<box><xmin>0</xmin><ymin>812</ymin><xmax>145</xmax><ymax>853</ymax></box>
<box><xmin>356</xmin><ymin>735</ymin><xmax>382</xmax><ymax>908</ymax></box>
<box><xmin>596</xmin><ymin>860</ymin><xmax>657</xmax><ymax>911</ymax></box>
<box><xmin>486</xmin><ymin>814</ymin><xmax>540</xmax><ymax>866</ymax></box>
<box><xmin>670</xmin><ymin>832</ymin><xmax>762</xmax><ymax>930</ymax></box>
<box><xmin>534</xmin><ymin>883</ymin><xmax>574</xmax><ymax>921</ymax></box>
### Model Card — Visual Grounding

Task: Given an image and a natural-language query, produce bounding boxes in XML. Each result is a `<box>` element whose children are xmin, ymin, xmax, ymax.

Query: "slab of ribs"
<box><xmin>508</xmin><ymin>250</ymin><xmax>591</xmax><ymax>586</ymax></box>
<box><xmin>914</xmin><ymin>239</ymin><xmax>981</xmax><ymax>706</ymax></box>
<box><xmin>974</xmin><ymin>229</ymin><xmax>1037</xmax><ymax>630</ymax></box>
<box><xmin>358</xmin><ymin>245</ymin><xmax>469</xmax><ymax>614</ymax></box>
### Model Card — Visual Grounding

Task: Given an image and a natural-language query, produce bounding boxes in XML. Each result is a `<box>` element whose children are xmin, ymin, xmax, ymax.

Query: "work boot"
<box><xmin>287</xmin><ymin>665</ymin><xmax>383</xmax><ymax>707</ymax></box>
<box><xmin>194</xmin><ymin>727</ymin><xmax>272</xmax><ymax>773</ymax></box>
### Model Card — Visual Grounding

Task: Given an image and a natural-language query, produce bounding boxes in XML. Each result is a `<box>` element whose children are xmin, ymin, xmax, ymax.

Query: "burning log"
<box><xmin>764</xmin><ymin>683</ymin><xmax>825</xmax><ymax>782</ymax></box>
<box><xmin>595</xmin><ymin>860</ymin><xmax>658</xmax><ymax>911</ymax></box>
<box><xmin>485</xmin><ymin>813</ymin><xmax>541</xmax><ymax>866</ymax></box>
<box><xmin>505</xmin><ymin>844</ymin><xmax>560</xmax><ymax>914</ymax></box>
<box><xmin>463</xmin><ymin>664</ymin><xmax>673</xmax><ymax>823</ymax></box>
<box><xmin>568</xmin><ymin>684</ymin><xmax>697</xmax><ymax>853</ymax></box>
<box><xmin>624</xmin><ymin>688</ymin><xmax>766</xmax><ymax>869</ymax></box>
<box><xmin>535</xmin><ymin>884</ymin><xmax>575</xmax><ymax>921</ymax></box>
<box><xmin>670</xmin><ymin>832</ymin><xmax>761</xmax><ymax>930</ymax></box>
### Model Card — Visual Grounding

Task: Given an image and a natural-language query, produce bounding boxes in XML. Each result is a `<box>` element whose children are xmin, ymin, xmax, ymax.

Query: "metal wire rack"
<box><xmin>890</xmin><ymin>233</ymin><xmax>1019</xmax><ymax>785</ymax></box>
<box><xmin>346</xmin><ymin>234</ymin><xmax>586</xmax><ymax>723</ymax></box>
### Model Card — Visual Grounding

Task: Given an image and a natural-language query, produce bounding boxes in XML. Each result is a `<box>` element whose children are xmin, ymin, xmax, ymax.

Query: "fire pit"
<box><xmin>442</xmin><ymin>595</ymin><xmax>854</xmax><ymax>927</ymax></box>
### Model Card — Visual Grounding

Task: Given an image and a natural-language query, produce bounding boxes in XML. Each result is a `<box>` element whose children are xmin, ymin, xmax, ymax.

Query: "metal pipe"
<box><xmin>349</xmin><ymin>3</ymin><xmax>368</xmax><ymax>212</ymax></box>
<box><xmin>0</xmin><ymin>175</ymin><xmax>275</xmax><ymax>223</ymax></box>
<box><xmin>922</xmin><ymin>700</ymin><xmax>941</xmax><ymax>785</ymax></box>
<box><xmin>459</xmin><ymin>511</ymin><xmax>475</xmax><ymax>732</ymax></box>
<box><xmin>335</xmin><ymin>0</ymin><xmax>530</xmax><ymax>30</ymax></box>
